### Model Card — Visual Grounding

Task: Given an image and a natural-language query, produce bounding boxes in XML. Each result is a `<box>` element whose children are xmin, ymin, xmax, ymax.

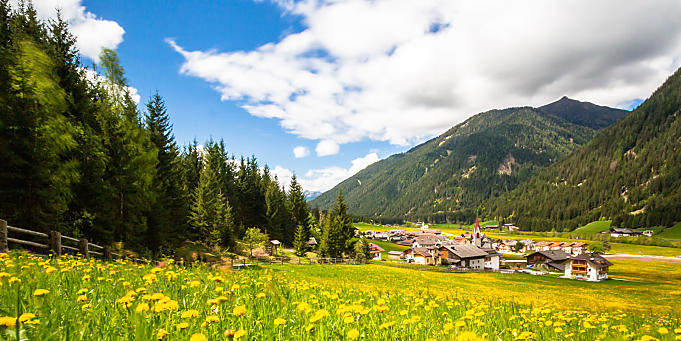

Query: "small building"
<box><xmin>270</xmin><ymin>240</ymin><xmax>280</xmax><ymax>255</ymax></box>
<box><xmin>642</xmin><ymin>230</ymin><xmax>654</xmax><ymax>237</ymax></box>
<box><xmin>387</xmin><ymin>250</ymin><xmax>403</xmax><ymax>260</ymax></box>
<box><xmin>404</xmin><ymin>247</ymin><xmax>440</xmax><ymax>265</ymax></box>
<box><xmin>526</xmin><ymin>250</ymin><xmax>570</xmax><ymax>272</ymax></box>
<box><xmin>367</xmin><ymin>243</ymin><xmax>385</xmax><ymax>260</ymax></box>
<box><xmin>609</xmin><ymin>228</ymin><xmax>642</xmax><ymax>238</ymax></box>
<box><xmin>503</xmin><ymin>223</ymin><xmax>520</xmax><ymax>231</ymax></box>
<box><xmin>412</xmin><ymin>236</ymin><xmax>440</xmax><ymax>249</ymax></box>
<box><xmin>563</xmin><ymin>253</ymin><xmax>613</xmax><ymax>281</ymax></box>
<box><xmin>306</xmin><ymin>237</ymin><xmax>317</xmax><ymax>249</ymax></box>
<box><xmin>438</xmin><ymin>244</ymin><xmax>488</xmax><ymax>270</ymax></box>
<box><xmin>484</xmin><ymin>251</ymin><xmax>503</xmax><ymax>270</ymax></box>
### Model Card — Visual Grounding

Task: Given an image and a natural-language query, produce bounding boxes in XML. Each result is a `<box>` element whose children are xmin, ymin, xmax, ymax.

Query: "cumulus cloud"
<box><xmin>82</xmin><ymin>69</ymin><xmax>141</xmax><ymax>104</ymax></box>
<box><xmin>293</xmin><ymin>152</ymin><xmax>379</xmax><ymax>192</ymax></box>
<box><xmin>293</xmin><ymin>146</ymin><xmax>310</xmax><ymax>158</ymax></box>
<box><xmin>169</xmin><ymin>0</ymin><xmax>681</xmax><ymax>149</ymax></box>
<box><xmin>18</xmin><ymin>0</ymin><xmax>124</xmax><ymax>62</ymax></box>
<box><xmin>271</xmin><ymin>165</ymin><xmax>295</xmax><ymax>189</ymax></box>
<box><xmin>315</xmin><ymin>140</ymin><xmax>339</xmax><ymax>156</ymax></box>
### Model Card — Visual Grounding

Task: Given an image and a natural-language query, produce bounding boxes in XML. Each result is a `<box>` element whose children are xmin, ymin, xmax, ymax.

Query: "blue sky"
<box><xmin>28</xmin><ymin>0</ymin><xmax>681</xmax><ymax>192</ymax></box>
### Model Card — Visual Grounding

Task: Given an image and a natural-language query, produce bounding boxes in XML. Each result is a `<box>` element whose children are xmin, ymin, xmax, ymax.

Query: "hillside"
<box><xmin>539</xmin><ymin>96</ymin><xmax>627</xmax><ymax>129</ymax></box>
<box><xmin>312</xmin><ymin>98</ymin><xmax>626</xmax><ymax>222</ymax></box>
<box><xmin>487</xmin><ymin>67</ymin><xmax>681</xmax><ymax>231</ymax></box>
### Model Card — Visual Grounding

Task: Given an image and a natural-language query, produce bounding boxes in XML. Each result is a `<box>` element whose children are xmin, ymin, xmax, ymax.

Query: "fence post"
<box><xmin>243</xmin><ymin>258</ymin><xmax>246</xmax><ymax>267</ymax></box>
<box><xmin>0</xmin><ymin>219</ymin><xmax>7</xmax><ymax>253</ymax></box>
<box><xmin>298</xmin><ymin>257</ymin><xmax>301</xmax><ymax>264</ymax></box>
<box><xmin>103</xmin><ymin>246</ymin><xmax>112</xmax><ymax>261</ymax></box>
<box><xmin>79</xmin><ymin>238</ymin><xmax>89</xmax><ymax>259</ymax></box>
<box><xmin>49</xmin><ymin>231</ymin><xmax>61</xmax><ymax>257</ymax></box>
<box><xmin>230</xmin><ymin>258</ymin><xmax>233</xmax><ymax>267</ymax></box>
<box><xmin>281</xmin><ymin>257</ymin><xmax>284</xmax><ymax>265</ymax></box>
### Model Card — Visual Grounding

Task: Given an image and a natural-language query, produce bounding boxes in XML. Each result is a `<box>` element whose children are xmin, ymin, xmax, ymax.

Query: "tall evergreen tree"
<box><xmin>287</xmin><ymin>174</ymin><xmax>309</xmax><ymax>240</ymax></box>
<box><xmin>332</xmin><ymin>188</ymin><xmax>354</xmax><ymax>253</ymax></box>
<box><xmin>144</xmin><ymin>92</ymin><xmax>184</xmax><ymax>254</ymax></box>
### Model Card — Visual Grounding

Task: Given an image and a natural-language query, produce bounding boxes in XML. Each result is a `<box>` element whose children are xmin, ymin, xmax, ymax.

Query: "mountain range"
<box><xmin>311</xmin><ymin>96</ymin><xmax>627</xmax><ymax>223</ymax></box>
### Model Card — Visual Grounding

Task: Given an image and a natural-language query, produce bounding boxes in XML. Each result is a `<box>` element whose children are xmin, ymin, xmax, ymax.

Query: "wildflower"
<box><xmin>188</xmin><ymin>280</ymin><xmax>201</xmax><ymax>288</ymax></box>
<box><xmin>379</xmin><ymin>321</ymin><xmax>395</xmax><ymax>329</ymax></box>
<box><xmin>18</xmin><ymin>313</ymin><xmax>35</xmax><ymax>323</ymax></box>
<box><xmin>81</xmin><ymin>304</ymin><xmax>92</xmax><ymax>310</ymax></box>
<box><xmin>347</xmin><ymin>329</ymin><xmax>360</xmax><ymax>339</ymax></box>
<box><xmin>156</xmin><ymin>328</ymin><xmax>169</xmax><ymax>339</ymax></box>
<box><xmin>77</xmin><ymin>288</ymin><xmax>89</xmax><ymax>295</ymax></box>
<box><xmin>77</xmin><ymin>295</ymin><xmax>87</xmax><ymax>302</ymax></box>
<box><xmin>234</xmin><ymin>329</ymin><xmax>246</xmax><ymax>339</ymax></box>
<box><xmin>224</xmin><ymin>330</ymin><xmax>235</xmax><ymax>337</ymax></box>
<box><xmin>274</xmin><ymin>317</ymin><xmax>286</xmax><ymax>327</ymax></box>
<box><xmin>135</xmin><ymin>303</ymin><xmax>150</xmax><ymax>313</ymax></box>
<box><xmin>233</xmin><ymin>305</ymin><xmax>247</xmax><ymax>317</ymax></box>
<box><xmin>205</xmin><ymin>315</ymin><xmax>220</xmax><ymax>323</ymax></box>
<box><xmin>455</xmin><ymin>320</ymin><xmax>466</xmax><ymax>328</ymax></box>
<box><xmin>181</xmin><ymin>310</ymin><xmax>200</xmax><ymax>319</ymax></box>
<box><xmin>554</xmin><ymin>327</ymin><xmax>564</xmax><ymax>333</ymax></box>
<box><xmin>0</xmin><ymin>316</ymin><xmax>15</xmax><ymax>327</ymax></box>
<box><xmin>8</xmin><ymin>277</ymin><xmax>20</xmax><ymax>284</ymax></box>
<box><xmin>189</xmin><ymin>333</ymin><xmax>207</xmax><ymax>341</ymax></box>
<box><xmin>659</xmin><ymin>327</ymin><xmax>669</xmax><ymax>335</ymax></box>
<box><xmin>310</xmin><ymin>309</ymin><xmax>329</xmax><ymax>323</ymax></box>
<box><xmin>344</xmin><ymin>315</ymin><xmax>354</xmax><ymax>324</ymax></box>
<box><xmin>176</xmin><ymin>322</ymin><xmax>189</xmax><ymax>330</ymax></box>
<box><xmin>45</xmin><ymin>266</ymin><xmax>57</xmax><ymax>274</ymax></box>
<box><xmin>33</xmin><ymin>289</ymin><xmax>49</xmax><ymax>296</ymax></box>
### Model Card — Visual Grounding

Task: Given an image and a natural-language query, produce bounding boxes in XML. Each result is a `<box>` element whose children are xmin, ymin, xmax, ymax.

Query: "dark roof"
<box><xmin>413</xmin><ymin>247</ymin><xmax>433</xmax><ymax>257</ymax></box>
<box><xmin>571</xmin><ymin>252</ymin><xmax>613</xmax><ymax>268</ymax></box>
<box><xmin>527</xmin><ymin>250</ymin><xmax>570</xmax><ymax>261</ymax></box>
<box><xmin>546</xmin><ymin>262</ymin><xmax>565</xmax><ymax>272</ymax></box>
<box><xmin>441</xmin><ymin>245</ymin><xmax>488</xmax><ymax>259</ymax></box>
<box><xmin>396</xmin><ymin>239</ymin><xmax>414</xmax><ymax>246</ymax></box>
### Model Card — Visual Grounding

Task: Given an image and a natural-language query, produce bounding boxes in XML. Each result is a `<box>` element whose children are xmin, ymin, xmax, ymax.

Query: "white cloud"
<box><xmin>18</xmin><ymin>0</ymin><xmax>125</xmax><ymax>62</ymax></box>
<box><xmin>169</xmin><ymin>0</ymin><xmax>681</xmax><ymax>148</ymax></box>
<box><xmin>315</xmin><ymin>140</ymin><xmax>339</xmax><ymax>156</ymax></box>
<box><xmin>82</xmin><ymin>69</ymin><xmax>140</xmax><ymax>104</ymax></box>
<box><xmin>293</xmin><ymin>146</ymin><xmax>310</xmax><ymax>158</ymax></box>
<box><xmin>296</xmin><ymin>152</ymin><xmax>379</xmax><ymax>192</ymax></box>
<box><xmin>271</xmin><ymin>165</ymin><xmax>294</xmax><ymax>189</ymax></box>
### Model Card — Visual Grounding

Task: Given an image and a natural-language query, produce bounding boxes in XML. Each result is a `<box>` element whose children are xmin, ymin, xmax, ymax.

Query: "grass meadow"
<box><xmin>1</xmin><ymin>251</ymin><xmax>680</xmax><ymax>340</ymax></box>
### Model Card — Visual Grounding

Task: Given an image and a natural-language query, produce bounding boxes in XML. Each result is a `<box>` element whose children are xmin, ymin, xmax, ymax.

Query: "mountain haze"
<box><xmin>312</xmin><ymin>98</ymin><xmax>626</xmax><ymax>222</ymax></box>
<box><xmin>487</xmin><ymin>68</ymin><xmax>681</xmax><ymax>231</ymax></box>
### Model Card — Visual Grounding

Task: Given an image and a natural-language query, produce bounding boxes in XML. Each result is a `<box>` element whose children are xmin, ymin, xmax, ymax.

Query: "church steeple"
<box><xmin>473</xmin><ymin>210</ymin><xmax>482</xmax><ymax>247</ymax></box>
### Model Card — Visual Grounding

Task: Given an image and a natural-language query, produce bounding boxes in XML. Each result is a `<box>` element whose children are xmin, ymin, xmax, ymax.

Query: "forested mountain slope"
<box><xmin>312</xmin><ymin>97</ymin><xmax>626</xmax><ymax>222</ymax></box>
<box><xmin>487</xmin><ymin>67</ymin><xmax>681</xmax><ymax>231</ymax></box>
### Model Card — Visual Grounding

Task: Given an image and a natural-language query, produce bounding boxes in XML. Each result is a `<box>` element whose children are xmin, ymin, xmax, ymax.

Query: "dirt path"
<box><xmin>605</xmin><ymin>254</ymin><xmax>681</xmax><ymax>263</ymax></box>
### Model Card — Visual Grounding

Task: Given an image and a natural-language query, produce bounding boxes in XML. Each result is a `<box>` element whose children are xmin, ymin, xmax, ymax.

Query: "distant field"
<box><xmin>573</xmin><ymin>220</ymin><xmax>611</xmax><ymax>234</ymax></box>
<box><xmin>609</xmin><ymin>243</ymin><xmax>681</xmax><ymax>257</ymax></box>
<box><xmin>657</xmin><ymin>221</ymin><xmax>681</xmax><ymax>240</ymax></box>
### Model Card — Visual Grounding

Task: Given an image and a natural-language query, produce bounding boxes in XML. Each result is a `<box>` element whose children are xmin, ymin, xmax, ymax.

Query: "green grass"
<box><xmin>352</xmin><ymin>238</ymin><xmax>409</xmax><ymax>259</ymax></box>
<box><xmin>573</xmin><ymin>220</ymin><xmax>611</xmax><ymax>234</ymax></box>
<box><xmin>609</xmin><ymin>243</ymin><xmax>681</xmax><ymax>257</ymax></box>
<box><xmin>657</xmin><ymin>221</ymin><xmax>681</xmax><ymax>240</ymax></box>
<box><xmin>2</xmin><ymin>251</ymin><xmax>680</xmax><ymax>340</ymax></box>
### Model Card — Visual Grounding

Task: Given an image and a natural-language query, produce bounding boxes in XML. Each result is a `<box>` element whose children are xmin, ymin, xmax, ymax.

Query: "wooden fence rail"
<box><xmin>0</xmin><ymin>218</ymin><xmax>135</xmax><ymax>262</ymax></box>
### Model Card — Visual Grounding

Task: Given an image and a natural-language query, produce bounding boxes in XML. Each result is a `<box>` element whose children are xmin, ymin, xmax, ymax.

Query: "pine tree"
<box><xmin>144</xmin><ymin>92</ymin><xmax>184</xmax><ymax>254</ymax></box>
<box><xmin>287</xmin><ymin>174</ymin><xmax>310</xmax><ymax>240</ymax></box>
<box><xmin>293</xmin><ymin>224</ymin><xmax>308</xmax><ymax>257</ymax></box>
<box><xmin>333</xmin><ymin>188</ymin><xmax>354</xmax><ymax>254</ymax></box>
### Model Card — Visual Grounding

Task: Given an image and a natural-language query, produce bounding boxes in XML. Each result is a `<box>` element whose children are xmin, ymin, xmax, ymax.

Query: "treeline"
<box><xmin>485</xmin><ymin>67</ymin><xmax>681</xmax><ymax>232</ymax></box>
<box><xmin>0</xmin><ymin>2</ymin><xmax>313</xmax><ymax>256</ymax></box>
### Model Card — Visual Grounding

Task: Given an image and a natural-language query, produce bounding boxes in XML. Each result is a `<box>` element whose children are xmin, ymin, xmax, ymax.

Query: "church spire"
<box><xmin>473</xmin><ymin>210</ymin><xmax>482</xmax><ymax>247</ymax></box>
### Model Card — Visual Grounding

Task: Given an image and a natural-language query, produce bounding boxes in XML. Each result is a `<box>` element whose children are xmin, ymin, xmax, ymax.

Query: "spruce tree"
<box><xmin>287</xmin><ymin>175</ymin><xmax>309</xmax><ymax>240</ymax></box>
<box><xmin>293</xmin><ymin>224</ymin><xmax>308</xmax><ymax>257</ymax></box>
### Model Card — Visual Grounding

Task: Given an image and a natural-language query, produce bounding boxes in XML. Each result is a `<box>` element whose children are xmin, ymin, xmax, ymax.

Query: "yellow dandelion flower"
<box><xmin>176</xmin><ymin>322</ymin><xmax>189</xmax><ymax>330</ymax></box>
<box><xmin>234</xmin><ymin>329</ymin><xmax>246</xmax><ymax>339</ymax></box>
<box><xmin>659</xmin><ymin>327</ymin><xmax>669</xmax><ymax>335</ymax></box>
<box><xmin>0</xmin><ymin>317</ymin><xmax>16</xmax><ymax>327</ymax></box>
<box><xmin>77</xmin><ymin>288</ymin><xmax>88</xmax><ymax>295</ymax></box>
<box><xmin>189</xmin><ymin>333</ymin><xmax>207</xmax><ymax>341</ymax></box>
<box><xmin>33</xmin><ymin>289</ymin><xmax>49</xmax><ymax>296</ymax></box>
<box><xmin>233</xmin><ymin>305</ymin><xmax>247</xmax><ymax>317</ymax></box>
<box><xmin>555</xmin><ymin>327</ymin><xmax>564</xmax><ymax>333</ymax></box>
<box><xmin>205</xmin><ymin>315</ymin><xmax>220</xmax><ymax>323</ymax></box>
<box><xmin>188</xmin><ymin>280</ymin><xmax>201</xmax><ymax>288</ymax></box>
<box><xmin>455</xmin><ymin>320</ymin><xmax>466</xmax><ymax>328</ymax></box>
<box><xmin>77</xmin><ymin>295</ymin><xmax>87</xmax><ymax>302</ymax></box>
<box><xmin>156</xmin><ymin>328</ymin><xmax>169</xmax><ymax>339</ymax></box>
<box><xmin>379</xmin><ymin>321</ymin><xmax>395</xmax><ymax>329</ymax></box>
<box><xmin>256</xmin><ymin>292</ymin><xmax>266</xmax><ymax>299</ymax></box>
<box><xmin>181</xmin><ymin>310</ymin><xmax>200</xmax><ymax>318</ymax></box>
<box><xmin>81</xmin><ymin>304</ymin><xmax>92</xmax><ymax>310</ymax></box>
<box><xmin>8</xmin><ymin>277</ymin><xmax>20</xmax><ymax>284</ymax></box>
<box><xmin>45</xmin><ymin>266</ymin><xmax>57</xmax><ymax>274</ymax></box>
<box><xmin>135</xmin><ymin>303</ymin><xmax>150</xmax><ymax>313</ymax></box>
<box><xmin>18</xmin><ymin>313</ymin><xmax>35</xmax><ymax>323</ymax></box>
<box><xmin>274</xmin><ymin>317</ymin><xmax>286</xmax><ymax>327</ymax></box>
<box><xmin>344</xmin><ymin>315</ymin><xmax>354</xmax><ymax>324</ymax></box>
<box><xmin>347</xmin><ymin>329</ymin><xmax>360</xmax><ymax>340</ymax></box>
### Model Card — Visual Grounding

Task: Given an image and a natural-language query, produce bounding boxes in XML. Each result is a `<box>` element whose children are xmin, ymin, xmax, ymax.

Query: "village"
<box><xmin>357</xmin><ymin>215</ymin><xmax>614</xmax><ymax>282</ymax></box>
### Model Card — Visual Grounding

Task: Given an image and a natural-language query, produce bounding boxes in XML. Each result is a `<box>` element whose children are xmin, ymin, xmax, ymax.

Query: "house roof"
<box><xmin>396</xmin><ymin>239</ymin><xmax>414</xmax><ymax>246</ymax></box>
<box><xmin>570</xmin><ymin>252</ymin><xmax>613</xmax><ymax>268</ymax></box>
<box><xmin>441</xmin><ymin>245</ymin><xmax>488</xmax><ymax>259</ymax></box>
<box><xmin>546</xmin><ymin>261</ymin><xmax>565</xmax><ymax>272</ymax></box>
<box><xmin>306</xmin><ymin>237</ymin><xmax>317</xmax><ymax>245</ymax></box>
<box><xmin>413</xmin><ymin>247</ymin><xmax>434</xmax><ymax>258</ymax></box>
<box><xmin>527</xmin><ymin>250</ymin><xmax>570</xmax><ymax>261</ymax></box>
<box><xmin>270</xmin><ymin>240</ymin><xmax>280</xmax><ymax>245</ymax></box>
<box><xmin>368</xmin><ymin>243</ymin><xmax>385</xmax><ymax>252</ymax></box>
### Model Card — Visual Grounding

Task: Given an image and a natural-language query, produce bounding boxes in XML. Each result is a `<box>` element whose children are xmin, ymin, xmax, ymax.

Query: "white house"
<box><xmin>563</xmin><ymin>253</ymin><xmax>613</xmax><ymax>281</ymax></box>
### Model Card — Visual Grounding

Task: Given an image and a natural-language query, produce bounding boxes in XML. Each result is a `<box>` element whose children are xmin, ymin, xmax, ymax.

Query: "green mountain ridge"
<box><xmin>311</xmin><ymin>97</ymin><xmax>627</xmax><ymax>222</ymax></box>
<box><xmin>487</xmin><ymin>67</ymin><xmax>681</xmax><ymax>231</ymax></box>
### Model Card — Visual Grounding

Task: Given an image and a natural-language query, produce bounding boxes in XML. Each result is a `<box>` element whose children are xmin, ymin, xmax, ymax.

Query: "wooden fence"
<box><xmin>222</xmin><ymin>256</ymin><xmax>366</xmax><ymax>267</ymax></box>
<box><xmin>0</xmin><ymin>219</ymin><xmax>148</xmax><ymax>263</ymax></box>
